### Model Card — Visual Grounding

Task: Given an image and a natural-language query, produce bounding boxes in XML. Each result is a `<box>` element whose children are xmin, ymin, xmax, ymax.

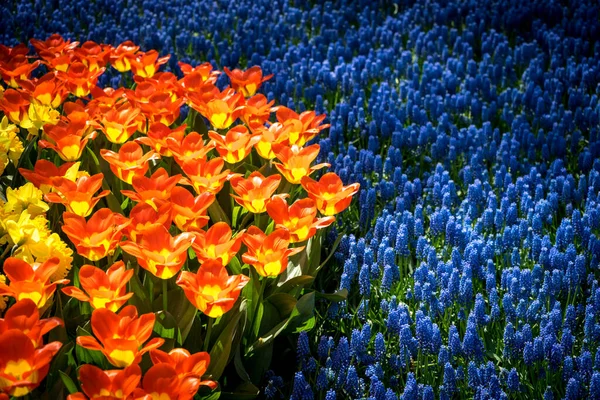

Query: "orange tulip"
<box><xmin>176</xmin><ymin>260</ymin><xmax>249</xmax><ymax>318</ymax></box>
<box><xmin>129</xmin><ymin>50</ymin><xmax>169</xmax><ymax>78</ymax></box>
<box><xmin>44</xmin><ymin>173</ymin><xmax>109</xmax><ymax>217</ymax></box>
<box><xmin>0</xmin><ymin>56</ymin><xmax>41</xmax><ymax>88</ymax></box>
<box><xmin>19</xmin><ymin>159</ymin><xmax>75</xmax><ymax>194</ymax></box>
<box><xmin>62</xmin><ymin>208</ymin><xmax>130</xmax><ymax>261</ymax></box>
<box><xmin>184</xmin><ymin>82</ymin><xmax>220</xmax><ymax>111</ymax></box>
<box><xmin>136</xmin><ymin>122</ymin><xmax>186</xmax><ymax>157</ymax></box>
<box><xmin>252</xmin><ymin>122</ymin><xmax>290</xmax><ymax>160</ymax></box>
<box><xmin>39</xmin><ymin>118</ymin><xmax>97</xmax><ymax>161</ymax></box>
<box><xmin>178</xmin><ymin>61</ymin><xmax>219</xmax><ymax>81</ymax></box>
<box><xmin>20</xmin><ymin>72</ymin><xmax>68</xmax><ymax>108</ymax></box>
<box><xmin>76</xmin><ymin>305</ymin><xmax>164</xmax><ymax>368</ymax></box>
<box><xmin>57</xmin><ymin>61</ymin><xmax>105</xmax><ymax>97</ymax></box>
<box><xmin>180</xmin><ymin>157</ymin><xmax>230</xmax><ymax>195</ymax></box>
<box><xmin>168</xmin><ymin>131</ymin><xmax>215</xmax><ymax>168</ymax></box>
<box><xmin>62</xmin><ymin>262</ymin><xmax>134</xmax><ymax>312</ymax></box>
<box><xmin>132</xmin><ymin>363</ymin><xmax>202</xmax><ymax>400</ymax></box>
<box><xmin>224</xmin><ymin>66</ymin><xmax>273</xmax><ymax>97</ymax></box>
<box><xmin>0</xmin><ymin>329</ymin><xmax>62</xmax><ymax>397</ymax></box>
<box><xmin>93</xmin><ymin>101</ymin><xmax>141</xmax><ymax>143</ymax></box>
<box><xmin>100</xmin><ymin>141</ymin><xmax>159</xmax><ymax>185</ymax></box>
<box><xmin>120</xmin><ymin>225</ymin><xmax>194</xmax><ymax>280</ymax></box>
<box><xmin>30</xmin><ymin>34</ymin><xmax>78</xmax><ymax>60</ymax></box>
<box><xmin>134</xmin><ymin>72</ymin><xmax>184</xmax><ymax>99</ymax></box>
<box><xmin>301</xmin><ymin>172</ymin><xmax>360</xmax><ymax>216</ymax></box>
<box><xmin>121</xmin><ymin>168</ymin><xmax>182</xmax><ymax>207</ymax></box>
<box><xmin>0</xmin><ymin>257</ymin><xmax>68</xmax><ymax>309</ymax></box>
<box><xmin>149</xmin><ymin>348</ymin><xmax>216</xmax><ymax>389</ymax></box>
<box><xmin>191</xmin><ymin>222</ymin><xmax>244</xmax><ymax>266</ymax></box>
<box><xmin>229</xmin><ymin>171</ymin><xmax>280</xmax><ymax>213</ymax></box>
<box><xmin>109</xmin><ymin>41</ymin><xmax>139</xmax><ymax>72</ymax></box>
<box><xmin>0</xmin><ymin>299</ymin><xmax>63</xmax><ymax>347</ymax></box>
<box><xmin>0</xmin><ymin>88</ymin><xmax>30</xmax><ymax>125</ymax></box>
<box><xmin>67</xmin><ymin>364</ymin><xmax>141</xmax><ymax>400</ymax></box>
<box><xmin>193</xmin><ymin>89</ymin><xmax>243</xmax><ymax>130</ymax></box>
<box><xmin>266</xmin><ymin>195</ymin><xmax>335</xmax><ymax>242</ymax></box>
<box><xmin>74</xmin><ymin>41</ymin><xmax>111</xmax><ymax>72</ymax></box>
<box><xmin>86</xmin><ymin>86</ymin><xmax>127</xmax><ymax>117</ymax></box>
<box><xmin>242</xmin><ymin>226</ymin><xmax>303</xmax><ymax>277</ymax></box>
<box><xmin>273</xmin><ymin>143</ymin><xmax>329</xmax><ymax>184</ymax></box>
<box><xmin>276</xmin><ymin>106</ymin><xmax>330</xmax><ymax>146</ymax></box>
<box><xmin>240</xmin><ymin>94</ymin><xmax>275</xmax><ymax>131</ymax></box>
<box><xmin>208</xmin><ymin>125</ymin><xmax>260</xmax><ymax>164</ymax></box>
<box><xmin>170</xmin><ymin>187</ymin><xmax>214</xmax><ymax>232</ymax></box>
<box><xmin>123</xmin><ymin>200</ymin><xmax>172</xmax><ymax>242</ymax></box>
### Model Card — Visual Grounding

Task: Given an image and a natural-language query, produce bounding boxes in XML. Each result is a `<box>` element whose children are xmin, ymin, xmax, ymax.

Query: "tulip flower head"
<box><xmin>168</xmin><ymin>131</ymin><xmax>215</xmax><ymax>168</ymax></box>
<box><xmin>177</xmin><ymin>260</ymin><xmax>249</xmax><ymax>318</ymax></box>
<box><xmin>229</xmin><ymin>171</ymin><xmax>281</xmax><ymax>213</ymax></box>
<box><xmin>266</xmin><ymin>195</ymin><xmax>335</xmax><ymax>242</ymax></box>
<box><xmin>76</xmin><ymin>305</ymin><xmax>164</xmax><ymax>368</ymax></box>
<box><xmin>109</xmin><ymin>41</ymin><xmax>139</xmax><ymax>72</ymax></box>
<box><xmin>18</xmin><ymin>159</ymin><xmax>76</xmax><ymax>193</ymax></box>
<box><xmin>129</xmin><ymin>50</ymin><xmax>169</xmax><ymax>78</ymax></box>
<box><xmin>124</xmin><ymin>200</ymin><xmax>172</xmax><ymax>242</ymax></box>
<box><xmin>209</xmin><ymin>125</ymin><xmax>261</xmax><ymax>164</ymax></box>
<box><xmin>149</xmin><ymin>348</ymin><xmax>217</xmax><ymax>389</ymax></box>
<box><xmin>44</xmin><ymin>173</ymin><xmax>110</xmax><ymax>217</ymax></box>
<box><xmin>121</xmin><ymin>168</ymin><xmax>182</xmax><ymax>207</ymax></box>
<box><xmin>100</xmin><ymin>141</ymin><xmax>159</xmax><ymax>184</ymax></box>
<box><xmin>191</xmin><ymin>222</ymin><xmax>244</xmax><ymax>266</ymax></box>
<box><xmin>136</xmin><ymin>122</ymin><xmax>186</xmax><ymax>157</ymax></box>
<box><xmin>93</xmin><ymin>101</ymin><xmax>141</xmax><ymax>144</ymax></box>
<box><xmin>242</xmin><ymin>226</ymin><xmax>304</xmax><ymax>277</ymax></box>
<box><xmin>67</xmin><ymin>364</ymin><xmax>141</xmax><ymax>400</ymax></box>
<box><xmin>62</xmin><ymin>262</ymin><xmax>134</xmax><ymax>312</ymax></box>
<box><xmin>180</xmin><ymin>157</ymin><xmax>230</xmax><ymax>195</ymax></box>
<box><xmin>170</xmin><ymin>187</ymin><xmax>214</xmax><ymax>232</ymax></box>
<box><xmin>133</xmin><ymin>363</ymin><xmax>202</xmax><ymax>400</ymax></box>
<box><xmin>0</xmin><ymin>299</ymin><xmax>63</xmax><ymax>347</ymax></box>
<box><xmin>301</xmin><ymin>172</ymin><xmax>360</xmax><ymax>216</ymax></box>
<box><xmin>273</xmin><ymin>143</ymin><xmax>330</xmax><ymax>184</ymax></box>
<box><xmin>224</xmin><ymin>66</ymin><xmax>273</xmax><ymax>97</ymax></box>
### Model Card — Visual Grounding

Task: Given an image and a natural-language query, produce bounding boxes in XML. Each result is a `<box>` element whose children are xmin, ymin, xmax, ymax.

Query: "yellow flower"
<box><xmin>0</xmin><ymin>275</ymin><xmax>6</xmax><ymax>312</ymax></box>
<box><xmin>14</xmin><ymin>233</ymin><xmax>73</xmax><ymax>282</ymax></box>
<box><xmin>4</xmin><ymin>211</ymin><xmax>50</xmax><ymax>247</ymax></box>
<box><xmin>18</xmin><ymin>103</ymin><xmax>60</xmax><ymax>135</ymax></box>
<box><xmin>62</xmin><ymin>161</ymin><xmax>89</xmax><ymax>182</ymax></box>
<box><xmin>4</xmin><ymin>182</ymin><xmax>49</xmax><ymax>217</ymax></box>
<box><xmin>0</xmin><ymin>115</ymin><xmax>24</xmax><ymax>173</ymax></box>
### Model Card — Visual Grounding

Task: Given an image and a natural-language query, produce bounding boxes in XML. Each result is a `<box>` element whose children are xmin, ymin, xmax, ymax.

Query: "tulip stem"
<box><xmin>162</xmin><ymin>279</ymin><xmax>168</xmax><ymax>312</ymax></box>
<box><xmin>204</xmin><ymin>317</ymin><xmax>213</xmax><ymax>352</ymax></box>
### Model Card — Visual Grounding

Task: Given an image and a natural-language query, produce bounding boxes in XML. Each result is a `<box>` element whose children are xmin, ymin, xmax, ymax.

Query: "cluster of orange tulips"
<box><xmin>0</xmin><ymin>34</ymin><xmax>359</xmax><ymax>398</ymax></box>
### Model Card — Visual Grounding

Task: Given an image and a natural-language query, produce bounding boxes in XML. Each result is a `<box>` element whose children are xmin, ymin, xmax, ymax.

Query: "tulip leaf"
<box><xmin>314</xmin><ymin>232</ymin><xmax>344</xmax><ymax>274</ymax></box>
<box><xmin>220</xmin><ymin>382</ymin><xmax>260</xmax><ymax>400</ymax></box>
<box><xmin>228</xmin><ymin>256</ymin><xmax>243</xmax><ymax>275</ymax></box>
<box><xmin>75</xmin><ymin>326</ymin><xmax>110</xmax><ymax>368</ymax></box>
<box><xmin>267</xmin><ymin>292</ymin><xmax>297</xmax><ymax>318</ymax></box>
<box><xmin>207</xmin><ymin>305</ymin><xmax>242</xmax><ymax>380</ymax></box>
<box><xmin>273</xmin><ymin>275</ymin><xmax>315</xmax><ymax>294</ymax></box>
<box><xmin>154</xmin><ymin>310</ymin><xmax>178</xmax><ymax>339</ymax></box>
<box><xmin>234</xmin><ymin>346</ymin><xmax>252</xmax><ymax>383</ymax></box>
<box><xmin>129</xmin><ymin>272</ymin><xmax>153</xmax><ymax>315</ymax></box>
<box><xmin>208</xmin><ymin>202</ymin><xmax>231</xmax><ymax>225</ymax></box>
<box><xmin>315</xmin><ymin>288</ymin><xmax>348</xmax><ymax>302</ymax></box>
<box><xmin>59</xmin><ymin>371</ymin><xmax>78</xmax><ymax>394</ymax></box>
<box><xmin>190</xmin><ymin>109</ymin><xmax>209</xmax><ymax>136</ymax></box>
<box><xmin>196</xmin><ymin>383</ymin><xmax>221</xmax><ymax>400</ymax></box>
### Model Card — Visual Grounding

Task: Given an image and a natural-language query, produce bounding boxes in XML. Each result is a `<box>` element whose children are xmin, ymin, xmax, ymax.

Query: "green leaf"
<box><xmin>196</xmin><ymin>383</ymin><xmax>221</xmax><ymax>400</ymax></box>
<box><xmin>120</xmin><ymin>197</ymin><xmax>129</xmax><ymax>210</ymax></box>
<box><xmin>60</xmin><ymin>371</ymin><xmax>78</xmax><ymax>394</ymax></box>
<box><xmin>207</xmin><ymin>305</ymin><xmax>242</xmax><ymax>380</ymax></box>
<box><xmin>153</xmin><ymin>310</ymin><xmax>178</xmax><ymax>339</ymax></box>
<box><xmin>152</xmin><ymin>287</ymin><xmax>198</xmax><ymax>345</ymax></box>
<box><xmin>75</xmin><ymin>326</ymin><xmax>109</xmax><ymax>368</ymax></box>
<box><xmin>220</xmin><ymin>382</ymin><xmax>260</xmax><ymax>400</ymax></box>
<box><xmin>314</xmin><ymin>232</ymin><xmax>344</xmax><ymax>274</ymax></box>
<box><xmin>266</xmin><ymin>293</ymin><xmax>297</xmax><ymax>317</ymax></box>
<box><xmin>191</xmin><ymin>110</ymin><xmax>209</xmax><ymax>137</ymax></box>
<box><xmin>274</xmin><ymin>275</ymin><xmax>315</xmax><ymax>294</ymax></box>
<box><xmin>315</xmin><ymin>288</ymin><xmax>348</xmax><ymax>302</ymax></box>
<box><xmin>85</xmin><ymin>145</ymin><xmax>101</xmax><ymax>167</ymax></box>
<box><xmin>234</xmin><ymin>347</ymin><xmax>252</xmax><ymax>383</ymax></box>
<box><xmin>228</xmin><ymin>256</ymin><xmax>243</xmax><ymax>275</ymax></box>
<box><xmin>208</xmin><ymin>202</ymin><xmax>231</xmax><ymax>225</ymax></box>
<box><xmin>129</xmin><ymin>272</ymin><xmax>152</xmax><ymax>314</ymax></box>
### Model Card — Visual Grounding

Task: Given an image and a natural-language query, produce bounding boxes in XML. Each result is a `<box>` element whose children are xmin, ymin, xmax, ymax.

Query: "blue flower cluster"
<box><xmin>3</xmin><ymin>0</ymin><xmax>600</xmax><ymax>398</ymax></box>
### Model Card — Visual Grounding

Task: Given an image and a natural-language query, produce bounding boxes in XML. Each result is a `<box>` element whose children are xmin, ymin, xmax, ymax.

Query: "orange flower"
<box><xmin>273</xmin><ymin>143</ymin><xmax>329</xmax><ymax>184</ymax></box>
<box><xmin>123</xmin><ymin>201</ymin><xmax>172</xmax><ymax>242</ymax></box>
<box><xmin>276</xmin><ymin>106</ymin><xmax>330</xmax><ymax>146</ymax></box>
<box><xmin>120</xmin><ymin>225</ymin><xmax>194</xmax><ymax>280</ymax></box>
<box><xmin>132</xmin><ymin>363</ymin><xmax>202</xmax><ymax>400</ymax></box>
<box><xmin>193</xmin><ymin>89</ymin><xmax>243</xmax><ymax>130</ymax></box>
<box><xmin>76</xmin><ymin>305</ymin><xmax>164</xmax><ymax>368</ymax></box>
<box><xmin>242</xmin><ymin>226</ymin><xmax>303</xmax><ymax>277</ymax></box>
<box><xmin>266</xmin><ymin>195</ymin><xmax>335</xmax><ymax>243</ymax></box>
<box><xmin>93</xmin><ymin>101</ymin><xmax>141</xmax><ymax>143</ymax></box>
<box><xmin>20</xmin><ymin>72</ymin><xmax>69</xmax><ymax>108</ymax></box>
<box><xmin>229</xmin><ymin>171</ymin><xmax>281</xmax><ymax>213</ymax></box>
<box><xmin>178</xmin><ymin>61</ymin><xmax>219</xmax><ymax>82</ymax></box>
<box><xmin>86</xmin><ymin>86</ymin><xmax>127</xmax><ymax>117</ymax></box>
<box><xmin>208</xmin><ymin>125</ymin><xmax>260</xmax><ymax>164</ymax></box>
<box><xmin>0</xmin><ymin>56</ymin><xmax>41</xmax><ymax>88</ymax></box>
<box><xmin>240</xmin><ymin>94</ymin><xmax>275</xmax><ymax>131</ymax></box>
<box><xmin>149</xmin><ymin>348</ymin><xmax>216</xmax><ymax>389</ymax></box>
<box><xmin>30</xmin><ymin>34</ymin><xmax>78</xmax><ymax>60</ymax></box>
<box><xmin>0</xmin><ymin>329</ymin><xmax>62</xmax><ymax>397</ymax></box>
<box><xmin>180</xmin><ymin>157</ymin><xmax>230</xmax><ymax>195</ymax></box>
<box><xmin>136</xmin><ymin>122</ymin><xmax>186</xmax><ymax>157</ymax></box>
<box><xmin>100</xmin><ymin>141</ymin><xmax>159</xmax><ymax>184</ymax></box>
<box><xmin>62</xmin><ymin>262</ymin><xmax>134</xmax><ymax>312</ymax></box>
<box><xmin>44</xmin><ymin>173</ymin><xmax>109</xmax><ymax>217</ymax></box>
<box><xmin>301</xmin><ymin>172</ymin><xmax>360</xmax><ymax>216</ymax></box>
<box><xmin>0</xmin><ymin>299</ymin><xmax>63</xmax><ymax>347</ymax></box>
<box><xmin>184</xmin><ymin>82</ymin><xmax>220</xmax><ymax>110</ymax></box>
<box><xmin>62</xmin><ymin>208</ymin><xmax>130</xmax><ymax>261</ymax></box>
<box><xmin>74</xmin><ymin>41</ymin><xmax>111</xmax><ymax>72</ymax></box>
<box><xmin>136</xmin><ymin>91</ymin><xmax>185</xmax><ymax>126</ymax></box>
<box><xmin>129</xmin><ymin>50</ymin><xmax>169</xmax><ymax>78</ymax></box>
<box><xmin>121</xmin><ymin>168</ymin><xmax>182</xmax><ymax>207</ymax></box>
<box><xmin>0</xmin><ymin>88</ymin><xmax>30</xmax><ymax>124</ymax></box>
<box><xmin>39</xmin><ymin>118</ymin><xmax>97</xmax><ymax>161</ymax></box>
<box><xmin>191</xmin><ymin>222</ymin><xmax>244</xmax><ymax>266</ymax></box>
<box><xmin>253</xmin><ymin>123</ymin><xmax>290</xmax><ymax>160</ymax></box>
<box><xmin>170</xmin><ymin>187</ymin><xmax>214</xmax><ymax>232</ymax></box>
<box><xmin>19</xmin><ymin>160</ymin><xmax>75</xmax><ymax>194</ymax></box>
<box><xmin>168</xmin><ymin>131</ymin><xmax>214</xmax><ymax>168</ymax></box>
<box><xmin>176</xmin><ymin>260</ymin><xmax>249</xmax><ymax>318</ymax></box>
<box><xmin>67</xmin><ymin>364</ymin><xmax>141</xmax><ymax>400</ymax></box>
<box><xmin>109</xmin><ymin>41</ymin><xmax>139</xmax><ymax>72</ymax></box>
<box><xmin>224</xmin><ymin>66</ymin><xmax>273</xmax><ymax>97</ymax></box>
<box><xmin>0</xmin><ymin>257</ymin><xmax>68</xmax><ymax>309</ymax></box>
<box><xmin>57</xmin><ymin>62</ymin><xmax>105</xmax><ymax>97</ymax></box>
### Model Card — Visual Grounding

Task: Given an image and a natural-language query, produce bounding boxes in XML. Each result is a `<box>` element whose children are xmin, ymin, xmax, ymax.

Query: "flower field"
<box><xmin>1</xmin><ymin>0</ymin><xmax>600</xmax><ymax>399</ymax></box>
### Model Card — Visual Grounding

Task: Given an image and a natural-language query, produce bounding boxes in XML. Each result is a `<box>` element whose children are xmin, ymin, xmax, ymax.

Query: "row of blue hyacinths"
<box><xmin>3</xmin><ymin>0</ymin><xmax>600</xmax><ymax>398</ymax></box>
